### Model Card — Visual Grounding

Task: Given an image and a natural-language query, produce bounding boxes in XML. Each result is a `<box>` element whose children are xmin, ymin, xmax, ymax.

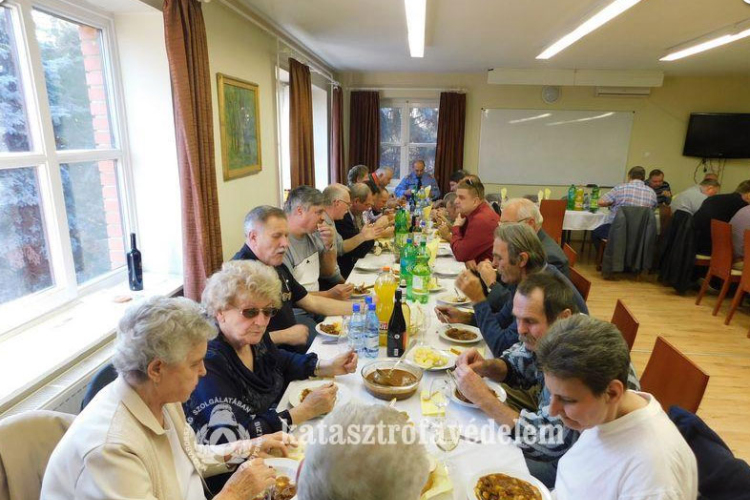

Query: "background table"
<box><xmin>562</xmin><ymin>209</ymin><xmax>608</xmax><ymax>231</ymax></box>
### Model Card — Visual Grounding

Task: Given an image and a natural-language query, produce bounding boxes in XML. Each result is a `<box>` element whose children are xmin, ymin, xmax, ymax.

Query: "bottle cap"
<box><xmin>353</xmin><ymin>303</ymin><xmax>361</xmax><ymax>312</ymax></box>
<box><xmin>365</xmin><ymin>296</ymin><xmax>373</xmax><ymax>304</ymax></box>
<box><xmin>382</xmin><ymin>266</ymin><xmax>391</xmax><ymax>271</ymax></box>
<box><xmin>368</xmin><ymin>303</ymin><xmax>376</xmax><ymax>311</ymax></box>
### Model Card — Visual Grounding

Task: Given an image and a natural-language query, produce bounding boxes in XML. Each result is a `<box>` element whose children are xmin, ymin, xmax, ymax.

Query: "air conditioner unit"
<box><xmin>595</xmin><ymin>86</ymin><xmax>651</xmax><ymax>97</ymax></box>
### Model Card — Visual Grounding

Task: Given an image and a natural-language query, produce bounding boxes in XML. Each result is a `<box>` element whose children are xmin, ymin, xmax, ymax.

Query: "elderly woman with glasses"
<box><xmin>184</xmin><ymin>261</ymin><xmax>356</xmax><ymax>469</ymax></box>
<box><xmin>42</xmin><ymin>296</ymin><xmax>290</xmax><ymax>500</ymax></box>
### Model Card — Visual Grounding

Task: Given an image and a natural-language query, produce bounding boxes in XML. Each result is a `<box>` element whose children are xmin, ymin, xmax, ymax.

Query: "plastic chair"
<box><xmin>563</xmin><ymin>243</ymin><xmax>577</xmax><ymax>268</ymax></box>
<box><xmin>695</xmin><ymin>220</ymin><xmax>741</xmax><ymax>316</ymax></box>
<box><xmin>540</xmin><ymin>199</ymin><xmax>566</xmax><ymax>245</ymax></box>
<box><xmin>640</xmin><ymin>336</ymin><xmax>709</xmax><ymax>414</ymax></box>
<box><xmin>569</xmin><ymin>267</ymin><xmax>591</xmax><ymax>302</ymax></box>
<box><xmin>80</xmin><ymin>363</ymin><xmax>117</xmax><ymax>411</ymax></box>
<box><xmin>611</xmin><ymin>299</ymin><xmax>639</xmax><ymax>351</ymax></box>
<box><xmin>724</xmin><ymin>230</ymin><xmax>750</xmax><ymax>337</ymax></box>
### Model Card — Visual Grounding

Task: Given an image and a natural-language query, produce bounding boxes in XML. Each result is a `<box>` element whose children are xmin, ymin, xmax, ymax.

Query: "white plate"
<box><xmin>407</xmin><ymin>346</ymin><xmax>457</xmax><ymax>371</ymax></box>
<box><xmin>354</xmin><ymin>261</ymin><xmax>383</xmax><ymax>272</ymax></box>
<box><xmin>437</xmin><ymin>247</ymin><xmax>453</xmax><ymax>257</ymax></box>
<box><xmin>428</xmin><ymin>283</ymin><xmax>446</xmax><ymax>293</ymax></box>
<box><xmin>315</xmin><ymin>316</ymin><xmax>346</xmax><ymax>339</ymax></box>
<box><xmin>262</xmin><ymin>458</ymin><xmax>299</xmax><ymax>500</ymax></box>
<box><xmin>438</xmin><ymin>324</ymin><xmax>482</xmax><ymax>345</ymax></box>
<box><xmin>465</xmin><ymin>469</ymin><xmax>552</xmax><ymax>500</ymax></box>
<box><xmin>451</xmin><ymin>379</ymin><xmax>507</xmax><ymax>408</ymax></box>
<box><xmin>287</xmin><ymin>380</ymin><xmax>352</xmax><ymax>411</ymax></box>
<box><xmin>436</xmin><ymin>292</ymin><xmax>471</xmax><ymax>306</ymax></box>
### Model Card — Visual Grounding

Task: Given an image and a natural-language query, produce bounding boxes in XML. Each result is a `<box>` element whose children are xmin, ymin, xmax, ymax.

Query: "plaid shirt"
<box><xmin>601</xmin><ymin>180</ymin><xmax>657</xmax><ymax>224</ymax></box>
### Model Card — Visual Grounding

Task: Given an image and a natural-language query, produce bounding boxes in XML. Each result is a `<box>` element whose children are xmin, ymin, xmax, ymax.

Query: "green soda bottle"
<box><xmin>410</xmin><ymin>242</ymin><xmax>432</xmax><ymax>304</ymax></box>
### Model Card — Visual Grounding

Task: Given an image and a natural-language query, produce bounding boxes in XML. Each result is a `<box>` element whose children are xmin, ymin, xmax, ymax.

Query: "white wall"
<box><xmin>115</xmin><ymin>11</ymin><xmax>182</xmax><ymax>274</ymax></box>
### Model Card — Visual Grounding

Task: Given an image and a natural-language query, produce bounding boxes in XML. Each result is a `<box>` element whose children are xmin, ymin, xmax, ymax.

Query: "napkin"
<box><xmin>537</xmin><ymin>190</ymin><xmax>544</xmax><ymax>202</ymax></box>
<box><xmin>544</xmin><ymin>188</ymin><xmax>552</xmax><ymax>200</ymax></box>
<box><xmin>447</xmin><ymin>345</ymin><xmax>486</xmax><ymax>357</ymax></box>
<box><xmin>500</xmin><ymin>187</ymin><xmax>507</xmax><ymax>201</ymax></box>
<box><xmin>420</xmin><ymin>462</ymin><xmax>452</xmax><ymax>500</ymax></box>
<box><xmin>420</xmin><ymin>389</ymin><xmax>446</xmax><ymax>417</ymax></box>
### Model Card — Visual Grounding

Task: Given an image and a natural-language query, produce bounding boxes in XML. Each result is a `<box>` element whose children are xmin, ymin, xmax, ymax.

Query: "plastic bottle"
<box><xmin>590</xmin><ymin>186</ymin><xmax>600</xmax><ymax>212</ymax></box>
<box><xmin>400</xmin><ymin>238</ymin><xmax>416</xmax><ymax>290</ymax></box>
<box><xmin>374</xmin><ymin>266</ymin><xmax>398</xmax><ymax>347</ymax></box>
<box><xmin>410</xmin><ymin>241</ymin><xmax>432</xmax><ymax>304</ymax></box>
<box><xmin>574</xmin><ymin>186</ymin><xmax>585</xmax><ymax>211</ymax></box>
<box><xmin>348</xmin><ymin>303</ymin><xmax>365</xmax><ymax>356</ymax></box>
<box><xmin>567</xmin><ymin>184</ymin><xmax>576</xmax><ymax>210</ymax></box>
<box><xmin>364</xmin><ymin>303</ymin><xmax>380</xmax><ymax>358</ymax></box>
<box><xmin>394</xmin><ymin>208</ymin><xmax>408</xmax><ymax>251</ymax></box>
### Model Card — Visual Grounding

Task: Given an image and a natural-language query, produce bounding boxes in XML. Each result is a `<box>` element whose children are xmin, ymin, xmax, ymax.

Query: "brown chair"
<box><xmin>611</xmin><ymin>299</ymin><xmax>639</xmax><ymax>351</ymax></box>
<box><xmin>640</xmin><ymin>336</ymin><xmax>709</xmax><ymax>413</ymax></box>
<box><xmin>724</xmin><ymin>230</ymin><xmax>750</xmax><ymax>337</ymax></box>
<box><xmin>563</xmin><ymin>243</ymin><xmax>577</xmax><ymax>268</ymax></box>
<box><xmin>569</xmin><ymin>267</ymin><xmax>591</xmax><ymax>302</ymax></box>
<box><xmin>540</xmin><ymin>199</ymin><xmax>567</xmax><ymax>245</ymax></box>
<box><xmin>695</xmin><ymin>220</ymin><xmax>741</xmax><ymax>315</ymax></box>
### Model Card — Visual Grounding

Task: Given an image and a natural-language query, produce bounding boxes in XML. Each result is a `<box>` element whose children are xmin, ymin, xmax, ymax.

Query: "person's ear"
<box><xmin>557</xmin><ymin>308</ymin><xmax>573</xmax><ymax>320</ymax></box>
<box><xmin>147</xmin><ymin>358</ymin><xmax>165</xmax><ymax>385</ymax></box>
<box><xmin>603</xmin><ymin>379</ymin><xmax>625</xmax><ymax>405</ymax></box>
<box><xmin>517</xmin><ymin>252</ymin><xmax>529</xmax><ymax>267</ymax></box>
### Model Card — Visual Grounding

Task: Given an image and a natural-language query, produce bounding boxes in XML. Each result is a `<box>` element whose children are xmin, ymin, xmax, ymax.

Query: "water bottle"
<box><xmin>349</xmin><ymin>303</ymin><xmax>365</xmax><ymax>355</ymax></box>
<box><xmin>567</xmin><ymin>184</ymin><xmax>576</xmax><ymax>210</ymax></box>
<box><xmin>410</xmin><ymin>242</ymin><xmax>432</xmax><ymax>304</ymax></box>
<box><xmin>364</xmin><ymin>303</ymin><xmax>380</xmax><ymax>358</ymax></box>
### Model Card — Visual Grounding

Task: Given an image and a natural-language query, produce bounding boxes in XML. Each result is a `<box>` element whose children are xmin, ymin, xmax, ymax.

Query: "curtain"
<box><xmin>289</xmin><ymin>58</ymin><xmax>315</xmax><ymax>188</ymax></box>
<box><xmin>434</xmin><ymin>92</ymin><xmax>466</xmax><ymax>195</ymax></box>
<box><xmin>348</xmin><ymin>90</ymin><xmax>380</xmax><ymax>170</ymax></box>
<box><xmin>163</xmin><ymin>0</ymin><xmax>223</xmax><ymax>300</ymax></box>
<box><xmin>330</xmin><ymin>85</ymin><xmax>346</xmax><ymax>184</ymax></box>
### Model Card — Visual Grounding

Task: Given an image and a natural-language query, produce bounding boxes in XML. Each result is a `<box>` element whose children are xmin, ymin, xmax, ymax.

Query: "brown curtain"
<box><xmin>330</xmin><ymin>86</ymin><xmax>346</xmax><ymax>184</ymax></box>
<box><xmin>289</xmin><ymin>58</ymin><xmax>315</xmax><ymax>187</ymax></box>
<box><xmin>348</xmin><ymin>90</ymin><xmax>380</xmax><ymax>170</ymax></box>
<box><xmin>434</xmin><ymin>92</ymin><xmax>466</xmax><ymax>195</ymax></box>
<box><xmin>163</xmin><ymin>0</ymin><xmax>223</xmax><ymax>300</ymax></box>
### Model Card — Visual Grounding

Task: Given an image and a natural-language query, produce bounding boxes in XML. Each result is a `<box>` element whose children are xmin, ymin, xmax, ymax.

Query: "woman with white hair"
<box><xmin>297</xmin><ymin>403</ymin><xmax>430</xmax><ymax>500</ymax></box>
<box><xmin>41</xmin><ymin>296</ymin><xmax>290</xmax><ymax>500</ymax></box>
<box><xmin>184</xmin><ymin>260</ymin><xmax>357</xmax><ymax>489</ymax></box>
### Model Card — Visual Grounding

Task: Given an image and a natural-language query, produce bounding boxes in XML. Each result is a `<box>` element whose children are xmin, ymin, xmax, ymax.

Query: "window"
<box><xmin>379</xmin><ymin>100</ymin><xmax>439</xmax><ymax>182</ymax></box>
<box><xmin>0</xmin><ymin>1</ymin><xmax>132</xmax><ymax>333</ymax></box>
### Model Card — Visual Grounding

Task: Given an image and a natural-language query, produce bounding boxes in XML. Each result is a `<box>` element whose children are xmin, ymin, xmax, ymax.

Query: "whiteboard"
<box><xmin>478</xmin><ymin>109</ymin><xmax>634</xmax><ymax>186</ymax></box>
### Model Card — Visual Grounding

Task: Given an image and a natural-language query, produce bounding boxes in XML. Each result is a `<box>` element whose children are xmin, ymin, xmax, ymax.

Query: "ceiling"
<box><xmin>240</xmin><ymin>0</ymin><xmax>750</xmax><ymax>76</ymax></box>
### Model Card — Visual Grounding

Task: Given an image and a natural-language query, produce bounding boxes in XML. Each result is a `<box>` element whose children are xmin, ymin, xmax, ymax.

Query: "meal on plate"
<box><xmin>413</xmin><ymin>346</ymin><xmax>448</xmax><ymax>369</ymax></box>
<box><xmin>455</xmin><ymin>387</ymin><xmax>498</xmax><ymax>404</ymax></box>
<box><xmin>253</xmin><ymin>475</ymin><xmax>296</xmax><ymax>500</ymax></box>
<box><xmin>299</xmin><ymin>388</ymin><xmax>312</xmax><ymax>402</ymax></box>
<box><xmin>474</xmin><ymin>472</ymin><xmax>542</xmax><ymax>500</ymax></box>
<box><xmin>353</xmin><ymin>283</ymin><xmax>372</xmax><ymax>294</ymax></box>
<box><xmin>366</xmin><ymin>368</ymin><xmax>418</xmax><ymax>387</ymax></box>
<box><xmin>449</xmin><ymin>293</ymin><xmax>467</xmax><ymax>302</ymax></box>
<box><xmin>319</xmin><ymin>322</ymin><xmax>341</xmax><ymax>335</ymax></box>
<box><xmin>445</xmin><ymin>328</ymin><xmax>478</xmax><ymax>341</ymax></box>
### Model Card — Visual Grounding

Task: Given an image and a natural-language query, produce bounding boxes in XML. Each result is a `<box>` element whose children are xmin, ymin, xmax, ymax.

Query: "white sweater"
<box><xmin>554</xmin><ymin>392</ymin><xmax>698</xmax><ymax>500</ymax></box>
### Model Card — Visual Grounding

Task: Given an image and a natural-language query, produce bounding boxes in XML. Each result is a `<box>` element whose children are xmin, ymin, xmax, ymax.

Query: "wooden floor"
<box><xmin>574</xmin><ymin>252</ymin><xmax>750</xmax><ymax>460</ymax></box>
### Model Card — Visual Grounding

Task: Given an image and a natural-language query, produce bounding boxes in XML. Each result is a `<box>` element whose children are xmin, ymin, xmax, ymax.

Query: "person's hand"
<box><xmin>456</xmin><ymin>270</ymin><xmax>485</xmax><ymax>303</ymax></box>
<box><xmin>317</xmin><ymin>222</ymin><xmax>335</xmax><ymax>248</ymax></box>
<box><xmin>437</xmin><ymin>223</ymin><xmax>452</xmax><ymax>241</ymax></box>
<box><xmin>456</xmin><ymin>347</ymin><xmax>485</xmax><ymax>373</ymax></box>
<box><xmin>465</xmin><ymin>260</ymin><xmax>478</xmax><ymax>271</ymax></box>
<box><xmin>663</xmin><ymin>190</ymin><xmax>672</xmax><ymax>198</ymax></box>
<box><xmin>361</xmin><ymin>224</ymin><xmax>384</xmax><ymax>241</ymax></box>
<box><xmin>453</xmin><ymin>213</ymin><xmax>466</xmax><ymax>227</ymax></box>
<box><xmin>318</xmin><ymin>349</ymin><xmax>358</xmax><ymax>377</ymax></box>
<box><xmin>329</xmin><ymin>283</ymin><xmax>354</xmax><ymax>300</ymax></box>
<box><xmin>374</xmin><ymin>216</ymin><xmax>391</xmax><ymax>229</ymax></box>
<box><xmin>454</xmin><ymin>364</ymin><xmax>496</xmax><ymax>407</ymax></box>
<box><xmin>220</xmin><ymin>458</ymin><xmax>276</xmax><ymax>500</ymax></box>
<box><xmin>476</xmin><ymin>260</ymin><xmax>497</xmax><ymax>288</ymax></box>
<box><xmin>298</xmin><ymin>383</ymin><xmax>338</xmax><ymax>418</ymax></box>
<box><xmin>271</xmin><ymin>325</ymin><xmax>309</xmax><ymax>346</ymax></box>
<box><xmin>434</xmin><ymin>305</ymin><xmax>472</xmax><ymax>324</ymax></box>
<box><xmin>232</xmin><ymin>432</ymin><xmax>297</xmax><ymax>460</ymax></box>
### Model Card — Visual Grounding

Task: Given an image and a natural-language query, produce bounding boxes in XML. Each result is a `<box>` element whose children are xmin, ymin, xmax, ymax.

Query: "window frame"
<box><xmin>0</xmin><ymin>0</ymin><xmax>137</xmax><ymax>336</ymax></box>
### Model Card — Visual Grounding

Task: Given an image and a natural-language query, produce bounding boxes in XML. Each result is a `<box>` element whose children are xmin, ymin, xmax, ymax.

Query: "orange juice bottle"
<box><xmin>375</xmin><ymin>266</ymin><xmax>398</xmax><ymax>347</ymax></box>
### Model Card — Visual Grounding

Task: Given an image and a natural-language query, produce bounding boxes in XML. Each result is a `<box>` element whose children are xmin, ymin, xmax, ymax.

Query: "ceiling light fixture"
<box><xmin>404</xmin><ymin>0</ymin><xmax>426</xmax><ymax>58</ymax></box>
<box><xmin>660</xmin><ymin>24</ymin><xmax>750</xmax><ymax>61</ymax></box>
<box><xmin>537</xmin><ymin>0</ymin><xmax>643</xmax><ymax>60</ymax></box>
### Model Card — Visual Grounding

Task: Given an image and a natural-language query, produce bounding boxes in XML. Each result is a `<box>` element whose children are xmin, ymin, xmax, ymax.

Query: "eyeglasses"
<box><xmin>499</xmin><ymin>217</ymin><xmax>531</xmax><ymax>226</ymax></box>
<box><xmin>337</xmin><ymin>199</ymin><xmax>352</xmax><ymax>207</ymax></box>
<box><xmin>237</xmin><ymin>307</ymin><xmax>279</xmax><ymax>319</ymax></box>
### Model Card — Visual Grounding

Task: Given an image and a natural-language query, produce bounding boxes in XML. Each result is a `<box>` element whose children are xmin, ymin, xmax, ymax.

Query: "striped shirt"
<box><xmin>601</xmin><ymin>180</ymin><xmax>657</xmax><ymax>224</ymax></box>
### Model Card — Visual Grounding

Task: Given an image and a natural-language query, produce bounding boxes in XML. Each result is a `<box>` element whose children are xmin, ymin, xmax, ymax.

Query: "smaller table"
<box><xmin>562</xmin><ymin>209</ymin><xmax>608</xmax><ymax>231</ymax></box>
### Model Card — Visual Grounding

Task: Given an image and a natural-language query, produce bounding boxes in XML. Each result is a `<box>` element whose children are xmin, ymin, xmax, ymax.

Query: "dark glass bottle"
<box><xmin>387</xmin><ymin>289</ymin><xmax>407</xmax><ymax>357</ymax></box>
<box><xmin>126</xmin><ymin>233</ymin><xmax>143</xmax><ymax>291</ymax></box>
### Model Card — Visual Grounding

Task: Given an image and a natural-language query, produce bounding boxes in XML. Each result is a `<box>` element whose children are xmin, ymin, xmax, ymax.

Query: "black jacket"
<box><xmin>334</xmin><ymin>212</ymin><xmax>374</xmax><ymax>278</ymax></box>
<box><xmin>693</xmin><ymin>192</ymin><xmax>747</xmax><ymax>255</ymax></box>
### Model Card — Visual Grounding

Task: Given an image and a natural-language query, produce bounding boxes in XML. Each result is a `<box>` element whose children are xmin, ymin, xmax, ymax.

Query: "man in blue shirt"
<box><xmin>394</xmin><ymin>159</ymin><xmax>440</xmax><ymax>200</ymax></box>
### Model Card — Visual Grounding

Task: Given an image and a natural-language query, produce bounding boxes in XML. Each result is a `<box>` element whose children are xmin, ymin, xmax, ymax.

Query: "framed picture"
<box><xmin>217</xmin><ymin>73</ymin><xmax>262</xmax><ymax>180</ymax></box>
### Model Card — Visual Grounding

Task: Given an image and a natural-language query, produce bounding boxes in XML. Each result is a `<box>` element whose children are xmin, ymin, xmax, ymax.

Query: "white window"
<box><xmin>379</xmin><ymin>99</ymin><xmax>439</xmax><ymax>182</ymax></box>
<box><xmin>0</xmin><ymin>0</ymin><xmax>133</xmax><ymax>334</ymax></box>
<box><xmin>277</xmin><ymin>67</ymin><xmax>329</xmax><ymax>197</ymax></box>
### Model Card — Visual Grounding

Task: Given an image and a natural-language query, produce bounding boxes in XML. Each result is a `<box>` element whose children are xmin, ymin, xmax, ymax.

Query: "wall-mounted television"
<box><xmin>683</xmin><ymin>113</ymin><xmax>750</xmax><ymax>159</ymax></box>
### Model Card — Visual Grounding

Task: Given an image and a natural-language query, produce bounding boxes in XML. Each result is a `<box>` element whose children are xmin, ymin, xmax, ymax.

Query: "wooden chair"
<box><xmin>724</xmin><ymin>230</ymin><xmax>750</xmax><ymax>337</ymax></box>
<box><xmin>695</xmin><ymin>220</ymin><xmax>741</xmax><ymax>315</ymax></box>
<box><xmin>611</xmin><ymin>299</ymin><xmax>639</xmax><ymax>351</ymax></box>
<box><xmin>640</xmin><ymin>336</ymin><xmax>709</xmax><ymax>413</ymax></box>
<box><xmin>563</xmin><ymin>243</ymin><xmax>577</xmax><ymax>268</ymax></box>
<box><xmin>569</xmin><ymin>267</ymin><xmax>591</xmax><ymax>302</ymax></box>
<box><xmin>540</xmin><ymin>199</ymin><xmax>567</xmax><ymax>245</ymax></box>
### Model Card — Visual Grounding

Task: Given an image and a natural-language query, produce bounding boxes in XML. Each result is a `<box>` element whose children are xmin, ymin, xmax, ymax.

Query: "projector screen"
<box><xmin>478</xmin><ymin>109</ymin><xmax>635</xmax><ymax>187</ymax></box>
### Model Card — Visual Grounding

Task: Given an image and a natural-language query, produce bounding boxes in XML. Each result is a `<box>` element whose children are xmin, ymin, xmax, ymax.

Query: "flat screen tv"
<box><xmin>683</xmin><ymin>113</ymin><xmax>750</xmax><ymax>159</ymax></box>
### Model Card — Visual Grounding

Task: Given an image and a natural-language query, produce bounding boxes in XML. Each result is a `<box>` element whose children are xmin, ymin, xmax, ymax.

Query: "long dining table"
<box><xmin>278</xmin><ymin>241</ymin><xmax>530</xmax><ymax>500</ymax></box>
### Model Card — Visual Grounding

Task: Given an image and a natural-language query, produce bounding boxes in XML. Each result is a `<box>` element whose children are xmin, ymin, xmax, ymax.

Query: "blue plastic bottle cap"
<box><xmin>352</xmin><ymin>303</ymin><xmax>360</xmax><ymax>313</ymax></box>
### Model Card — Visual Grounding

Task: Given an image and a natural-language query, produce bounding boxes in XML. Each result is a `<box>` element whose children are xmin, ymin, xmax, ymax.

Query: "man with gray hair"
<box><xmin>296</xmin><ymin>403</ymin><xmax>430</xmax><ymax>500</ymax></box>
<box><xmin>335</xmin><ymin>182</ymin><xmax>384</xmax><ymax>278</ymax></box>
<box><xmin>370</xmin><ymin>166</ymin><xmax>394</xmax><ymax>188</ymax></box>
<box><xmin>233</xmin><ymin>205</ymin><xmax>352</xmax><ymax>352</ymax></box>
<box><xmin>347</xmin><ymin>164</ymin><xmax>369</xmax><ymax>186</ymax></box>
<box><xmin>671</xmin><ymin>178</ymin><xmax>721</xmax><ymax>216</ymax></box>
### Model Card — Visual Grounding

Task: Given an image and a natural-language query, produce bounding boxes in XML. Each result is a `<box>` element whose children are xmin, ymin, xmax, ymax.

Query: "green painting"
<box><xmin>218</xmin><ymin>74</ymin><xmax>262</xmax><ymax>180</ymax></box>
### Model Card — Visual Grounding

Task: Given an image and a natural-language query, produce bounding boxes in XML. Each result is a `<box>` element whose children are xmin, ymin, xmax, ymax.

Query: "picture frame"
<box><xmin>217</xmin><ymin>73</ymin><xmax>262</xmax><ymax>180</ymax></box>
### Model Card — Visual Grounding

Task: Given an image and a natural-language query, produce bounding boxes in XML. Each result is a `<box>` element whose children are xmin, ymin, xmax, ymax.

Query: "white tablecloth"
<box><xmin>562</xmin><ymin>209</ymin><xmax>608</xmax><ymax>231</ymax></box>
<box><xmin>278</xmin><ymin>243</ymin><xmax>528</xmax><ymax>500</ymax></box>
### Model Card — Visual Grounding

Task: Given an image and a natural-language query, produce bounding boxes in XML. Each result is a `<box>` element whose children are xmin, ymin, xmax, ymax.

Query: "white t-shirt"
<box><xmin>164</xmin><ymin>410</ymin><xmax>206</xmax><ymax>500</ymax></box>
<box><xmin>554</xmin><ymin>392</ymin><xmax>698</xmax><ymax>500</ymax></box>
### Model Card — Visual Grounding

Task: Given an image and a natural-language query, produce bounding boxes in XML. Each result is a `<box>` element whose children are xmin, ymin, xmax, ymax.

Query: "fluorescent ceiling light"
<box><xmin>547</xmin><ymin>112</ymin><xmax>614</xmax><ymax>126</ymax></box>
<box><xmin>404</xmin><ymin>0</ymin><xmax>426</xmax><ymax>58</ymax></box>
<box><xmin>537</xmin><ymin>0</ymin><xmax>643</xmax><ymax>60</ymax></box>
<box><xmin>509</xmin><ymin>113</ymin><xmax>551</xmax><ymax>124</ymax></box>
<box><xmin>660</xmin><ymin>27</ymin><xmax>750</xmax><ymax>61</ymax></box>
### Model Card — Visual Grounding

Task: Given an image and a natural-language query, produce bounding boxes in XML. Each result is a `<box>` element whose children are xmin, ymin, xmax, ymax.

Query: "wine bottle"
<box><xmin>387</xmin><ymin>289</ymin><xmax>407</xmax><ymax>357</ymax></box>
<box><xmin>126</xmin><ymin>233</ymin><xmax>143</xmax><ymax>291</ymax></box>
